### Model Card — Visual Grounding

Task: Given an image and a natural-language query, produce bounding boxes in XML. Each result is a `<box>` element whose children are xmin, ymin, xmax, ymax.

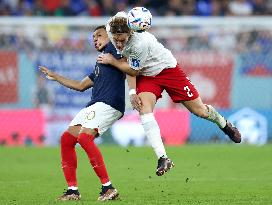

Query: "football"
<box><xmin>127</xmin><ymin>7</ymin><xmax>152</xmax><ymax>32</ymax></box>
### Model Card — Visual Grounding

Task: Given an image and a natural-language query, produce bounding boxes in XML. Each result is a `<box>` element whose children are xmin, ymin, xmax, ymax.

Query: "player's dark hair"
<box><xmin>94</xmin><ymin>25</ymin><xmax>106</xmax><ymax>32</ymax></box>
<box><xmin>110</xmin><ymin>17</ymin><xmax>130</xmax><ymax>34</ymax></box>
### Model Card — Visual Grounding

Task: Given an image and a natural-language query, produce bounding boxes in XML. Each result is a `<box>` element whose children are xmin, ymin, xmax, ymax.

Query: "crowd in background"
<box><xmin>0</xmin><ymin>0</ymin><xmax>272</xmax><ymax>57</ymax></box>
<box><xmin>0</xmin><ymin>25</ymin><xmax>272</xmax><ymax>55</ymax></box>
<box><xmin>0</xmin><ymin>0</ymin><xmax>272</xmax><ymax>53</ymax></box>
<box><xmin>0</xmin><ymin>0</ymin><xmax>272</xmax><ymax>17</ymax></box>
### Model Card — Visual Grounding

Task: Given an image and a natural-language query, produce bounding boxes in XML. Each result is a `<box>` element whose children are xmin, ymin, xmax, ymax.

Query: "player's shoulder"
<box><xmin>130</xmin><ymin>32</ymin><xmax>151</xmax><ymax>51</ymax></box>
<box><xmin>104</xmin><ymin>41</ymin><xmax>115</xmax><ymax>51</ymax></box>
<box><xmin>104</xmin><ymin>41</ymin><xmax>119</xmax><ymax>54</ymax></box>
<box><xmin>104</xmin><ymin>41</ymin><xmax>122</xmax><ymax>59</ymax></box>
<box><xmin>132</xmin><ymin>31</ymin><xmax>153</xmax><ymax>40</ymax></box>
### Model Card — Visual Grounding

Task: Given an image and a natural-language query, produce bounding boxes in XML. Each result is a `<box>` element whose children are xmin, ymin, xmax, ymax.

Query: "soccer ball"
<box><xmin>127</xmin><ymin>7</ymin><xmax>152</xmax><ymax>32</ymax></box>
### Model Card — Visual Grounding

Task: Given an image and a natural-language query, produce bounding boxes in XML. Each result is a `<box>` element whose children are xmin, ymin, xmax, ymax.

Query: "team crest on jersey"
<box><xmin>131</xmin><ymin>58</ymin><xmax>140</xmax><ymax>68</ymax></box>
<box><xmin>86</xmin><ymin>111</ymin><xmax>95</xmax><ymax>120</ymax></box>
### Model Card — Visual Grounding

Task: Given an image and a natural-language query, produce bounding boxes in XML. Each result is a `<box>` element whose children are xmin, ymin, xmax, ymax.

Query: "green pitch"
<box><xmin>1</xmin><ymin>145</ymin><xmax>271</xmax><ymax>205</ymax></box>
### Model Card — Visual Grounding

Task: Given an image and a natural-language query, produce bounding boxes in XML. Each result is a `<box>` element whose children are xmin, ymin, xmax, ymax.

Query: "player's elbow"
<box><xmin>79</xmin><ymin>86</ymin><xmax>91</xmax><ymax>92</ymax></box>
<box><xmin>78</xmin><ymin>81</ymin><xmax>92</xmax><ymax>92</ymax></box>
<box><xmin>78</xmin><ymin>85</ymin><xmax>87</xmax><ymax>92</ymax></box>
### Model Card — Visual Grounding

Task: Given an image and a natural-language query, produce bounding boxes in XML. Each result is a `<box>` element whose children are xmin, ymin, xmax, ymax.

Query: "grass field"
<box><xmin>0</xmin><ymin>145</ymin><xmax>272</xmax><ymax>205</ymax></box>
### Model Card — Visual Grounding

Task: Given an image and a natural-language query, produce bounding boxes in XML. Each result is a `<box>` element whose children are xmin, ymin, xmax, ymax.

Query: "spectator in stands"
<box><xmin>32</xmin><ymin>0</ymin><xmax>46</xmax><ymax>16</ymax></box>
<box><xmin>180</xmin><ymin>0</ymin><xmax>196</xmax><ymax>15</ymax></box>
<box><xmin>236</xmin><ymin>32</ymin><xmax>252</xmax><ymax>52</ymax></box>
<box><xmin>163</xmin><ymin>0</ymin><xmax>183</xmax><ymax>16</ymax></box>
<box><xmin>86</xmin><ymin>0</ymin><xmax>103</xmax><ymax>16</ymax></box>
<box><xmin>0</xmin><ymin>4</ymin><xmax>12</xmax><ymax>16</ymax></box>
<box><xmin>190</xmin><ymin>32</ymin><xmax>211</xmax><ymax>51</ymax></box>
<box><xmin>220</xmin><ymin>0</ymin><xmax>232</xmax><ymax>15</ymax></box>
<box><xmin>42</xmin><ymin>0</ymin><xmax>61</xmax><ymax>15</ymax></box>
<box><xmin>253</xmin><ymin>0</ymin><xmax>269</xmax><ymax>15</ymax></box>
<box><xmin>115</xmin><ymin>0</ymin><xmax>127</xmax><ymax>13</ymax></box>
<box><xmin>69</xmin><ymin>0</ymin><xmax>88</xmax><ymax>15</ymax></box>
<box><xmin>196</xmin><ymin>0</ymin><xmax>213</xmax><ymax>16</ymax></box>
<box><xmin>228</xmin><ymin>0</ymin><xmax>253</xmax><ymax>16</ymax></box>
<box><xmin>55</xmin><ymin>0</ymin><xmax>76</xmax><ymax>16</ymax></box>
<box><xmin>267</xmin><ymin>0</ymin><xmax>272</xmax><ymax>14</ymax></box>
<box><xmin>0</xmin><ymin>0</ymin><xmax>272</xmax><ymax>16</ymax></box>
<box><xmin>210</xmin><ymin>29</ymin><xmax>237</xmax><ymax>53</ymax></box>
<box><xmin>101</xmin><ymin>0</ymin><xmax>117</xmax><ymax>16</ymax></box>
<box><xmin>14</xmin><ymin>0</ymin><xmax>33</xmax><ymax>16</ymax></box>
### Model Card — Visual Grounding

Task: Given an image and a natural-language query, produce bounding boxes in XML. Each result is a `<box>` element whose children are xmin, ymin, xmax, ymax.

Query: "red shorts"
<box><xmin>136</xmin><ymin>64</ymin><xmax>199</xmax><ymax>102</ymax></box>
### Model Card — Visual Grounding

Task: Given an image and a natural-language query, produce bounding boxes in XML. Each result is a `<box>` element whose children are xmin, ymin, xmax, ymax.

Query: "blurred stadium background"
<box><xmin>0</xmin><ymin>0</ymin><xmax>272</xmax><ymax>147</ymax></box>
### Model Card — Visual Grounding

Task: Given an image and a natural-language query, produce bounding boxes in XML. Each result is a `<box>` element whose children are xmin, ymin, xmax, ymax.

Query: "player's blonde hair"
<box><xmin>110</xmin><ymin>17</ymin><xmax>131</xmax><ymax>34</ymax></box>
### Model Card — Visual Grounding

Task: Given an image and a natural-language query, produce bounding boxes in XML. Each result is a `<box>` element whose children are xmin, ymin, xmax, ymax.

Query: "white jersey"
<box><xmin>106</xmin><ymin>12</ymin><xmax>177</xmax><ymax>76</ymax></box>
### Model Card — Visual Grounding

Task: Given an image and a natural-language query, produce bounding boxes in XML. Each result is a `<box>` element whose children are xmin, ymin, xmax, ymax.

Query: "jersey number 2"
<box><xmin>184</xmin><ymin>86</ymin><xmax>193</xmax><ymax>97</ymax></box>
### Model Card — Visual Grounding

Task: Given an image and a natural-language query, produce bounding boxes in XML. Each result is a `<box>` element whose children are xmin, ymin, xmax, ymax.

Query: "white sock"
<box><xmin>206</xmin><ymin>105</ymin><xmax>226</xmax><ymax>129</ymax></box>
<box><xmin>68</xmin><ymin>186</ymin><xmax>78</xmax><ymax>190</ymax></box>
<box><xmin>102</xmin><ymin>181</ymin><xmax>111</xmax><ymax>187</ymax></box>
<box><xmin>140</xmin><ymin>113</ymin><xmax>167</xmax><ymax>159</ymax></box>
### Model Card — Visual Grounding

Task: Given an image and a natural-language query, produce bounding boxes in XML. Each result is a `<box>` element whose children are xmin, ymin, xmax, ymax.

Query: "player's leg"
<box><xmin>182</xmin><ymin>97</ymin><xmax>241</xmax><ymax>143</ymax></box>
<box><xmin>77</xmin><ymin>127</ymin><xmax>118</xmax><ymax>201</ymax></box>
<box><xmin>77</xmin><ymin>102</ymin><xmax>121</xmax><ymax>201</ymax></box>
<box><xmin>162</xmin><ymin>64</ymin><xmax>241</xmax><ymax>143</ymax></box>
<box><xmin>57</xmin><ymin>125</ymin><xmax>81</xmax><ymax>201</ymax></box>
<box><xmin>136</xmin><ymin>76</ymin><xmax>174</xmax><ymax>176</ymax></box>
<box><xmin>77</xmin><ymin>128</ymin><xmax>110</xmax><ymax>185</ymax></box>
<box><xmin>182</xmin><ymin>97</ymin><xmax>225</xmax><ymax>126</ymax></box>
<box><xmin>57</xmin><ymin>107</ymin><xmax>96</xmax><ymax>201</ymax></box>
<box><xmin>138</xmin><ymin>91</ymin><xmax>168</xmax><ymax>159</ymax></box>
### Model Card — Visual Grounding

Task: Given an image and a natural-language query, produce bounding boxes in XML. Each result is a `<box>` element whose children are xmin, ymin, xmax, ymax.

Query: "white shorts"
<box><xmin>69</xmin><ymin>102</ymin><xmax>122</xmax><ymax>135</ymax></box>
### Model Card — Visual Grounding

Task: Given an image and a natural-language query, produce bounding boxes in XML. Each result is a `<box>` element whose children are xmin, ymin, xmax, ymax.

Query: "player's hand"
<box><xmin>39</xmin><ymin>66</ymin><xmax>56</xmax><ymax>81</ymax></box>
<box><xmin>130</xmin><ymin>94</ymin><xmax>142</xmax><ymax>112</ymax></box>
<box><xmin>97</xmin><ymin>53</ymin><xmax>115</xmax><ymax>65</ymax></box>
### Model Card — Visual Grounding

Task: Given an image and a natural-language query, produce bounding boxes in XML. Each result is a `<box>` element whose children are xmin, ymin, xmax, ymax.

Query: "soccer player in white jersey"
<box><xmin>97</xmin><ymin>12</ymin><xmax>242</xmax><ymax>176</ymax></box>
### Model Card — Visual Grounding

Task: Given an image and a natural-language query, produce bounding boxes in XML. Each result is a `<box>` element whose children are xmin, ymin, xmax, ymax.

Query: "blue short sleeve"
<box><xmin>88</xmin><ymin>73</ymin><xmax>95</xmax><ymax>81</ymax></box>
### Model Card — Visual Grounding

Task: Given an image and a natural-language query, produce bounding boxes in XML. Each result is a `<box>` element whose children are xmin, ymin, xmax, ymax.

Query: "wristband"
<box><xmin>129</xmin><ymin>89</ymin><xmax>136</xmax><ymax>96</ymax></box>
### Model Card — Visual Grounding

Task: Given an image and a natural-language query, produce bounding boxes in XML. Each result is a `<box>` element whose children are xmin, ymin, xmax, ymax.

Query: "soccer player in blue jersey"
<box><xmin>39</xmin><ymin>25</ymin><xmax>124</xmax><ymax>202</ymax></box>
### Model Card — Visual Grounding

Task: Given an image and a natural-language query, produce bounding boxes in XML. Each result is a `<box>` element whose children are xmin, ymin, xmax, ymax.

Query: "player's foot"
<box><xmin>156</xmin><ymin>156</ymin><xmax>174</xmax><ymax>176</ymax></box>
<box><xmin>97</xmin><ymin>185</ymin><xmax>119</xmax><ymax>201</ymax></box>
<box><xmin>57</xmin><ymin>189</ymin><xmax>81</xmax><ymax>201</ymax></box>
<box><xmin>221</xmin><ymin>121</ymin><xmax>241</xmax><ymax>143</ymax></box>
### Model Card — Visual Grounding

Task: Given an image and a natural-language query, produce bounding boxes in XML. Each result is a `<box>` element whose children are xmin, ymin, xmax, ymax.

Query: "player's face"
<box><xmin>112</xmin><ymin>33</ymin><xmax>130</xmax><ymax>51</ymax></box>
<box><xmin>93</xmin><ymin>28</ymin><xmax>109</xmax><ymax>51</ymax></box>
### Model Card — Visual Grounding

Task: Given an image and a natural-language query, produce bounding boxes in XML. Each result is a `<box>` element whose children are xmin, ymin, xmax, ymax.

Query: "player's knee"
<box><xmin>67</xmin><ymin>125</ymin><xmax>81</xmax><ymax>137</ymax></box>
<box><xmin>77</xmin><ymin>129</ymin><xmax>97</xmax><ymax>150</ymax></box>
<box><xmin>139</xmin><ymin>105</ymin><xmax>153</xmax><ymax>115</ymax></box>
<box><xmin>79</xmin><ymin>128</ymin><xmax>98</xmax><ymax>137</ymax></box>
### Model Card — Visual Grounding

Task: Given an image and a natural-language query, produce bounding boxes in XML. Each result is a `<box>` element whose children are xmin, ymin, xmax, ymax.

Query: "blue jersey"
<box><xmin>86</xmin><ymin>42</ymin><xmax>125</xmax><ymax>114</ymax></box>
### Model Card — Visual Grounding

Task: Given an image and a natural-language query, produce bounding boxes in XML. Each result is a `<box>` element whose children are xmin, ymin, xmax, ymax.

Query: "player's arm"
<box><xmin>99</xmin><ymin>41</ymin><xmax>148</xmax><ymax>76</ymax></box>
<box><xmin>39</xmin><ymin>66</ymin><xmax>93</xmax><ymax>92</ymax></box>
<box><xmin>126</xmin><ymin>74</ymin><xmax>142</xmax><ymax>111</ymax></box>
<box><xmin>97</xmin><ymin>54</ymin><xmax>139</xmax><ymax>76</ymax></box>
